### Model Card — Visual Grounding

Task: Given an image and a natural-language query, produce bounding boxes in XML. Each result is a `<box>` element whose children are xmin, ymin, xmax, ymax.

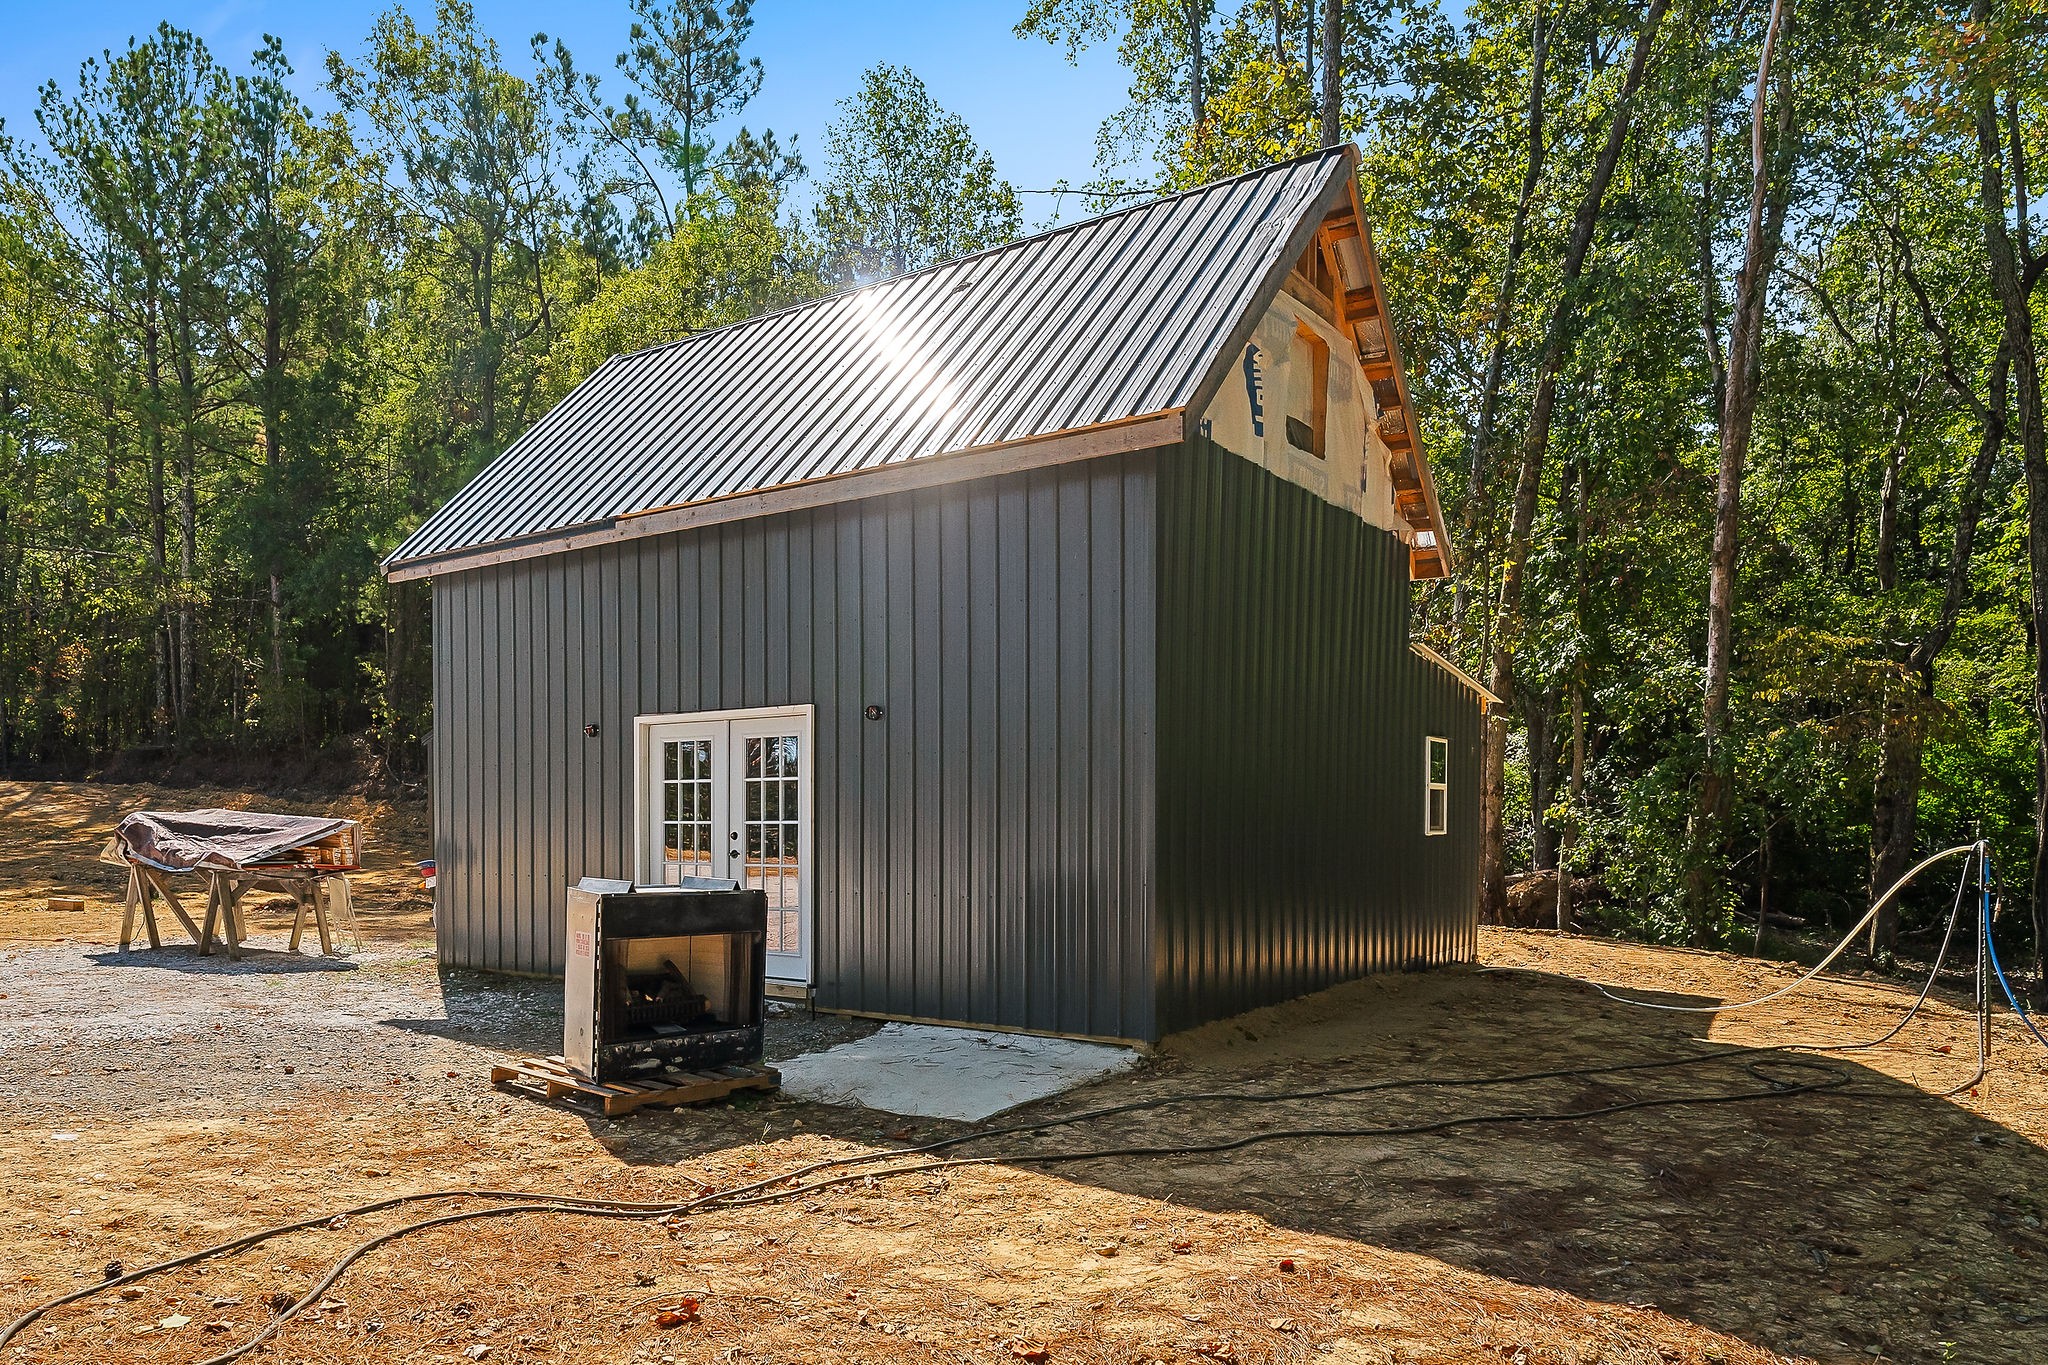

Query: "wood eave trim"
<box><xmin>382</xmin><ymin>411</ymin><xmax>1185</xmax><ymax>583</ymax></box>
<box><xmin>1411</xmin><ymin>642</ymin><xmax>1502</xmax><ymax>707</ymax></box>
<box><xmin>1333</xmin><ymin>175</ymin><xmax>1454</xmax><ymax>577</ymax></box>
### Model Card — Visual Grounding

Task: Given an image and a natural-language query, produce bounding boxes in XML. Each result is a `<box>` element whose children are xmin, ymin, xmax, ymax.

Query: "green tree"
<box><xmin>214</xmin><ymin>38</ymin><xmax>376</xmax><ymax>743</ymax></box>
<box><xmin>813</xmin><ymin>65</ymin><xmax>1022</xmax><ymax>281</ymax></box>
<box><xmin>328</xmin><ymin>0</ymin><xmax>573</xmax><ymax>463</ymax></box>
<box><xmin>329</xmin><ymin>1</ymin><xmax>592</xmax><ymax>762</ymax></box>
<box><xmin>18</xmin><ymin>23</ymin><xmax>239</xmax><ymax>738</ymax></box>
<box><xmin>534</xmin><ymin>0</ymin><xmax>801</xmax><ymax>259</ymax></box>
<box><xmin>1939</xmin><ymin>0</ymin><xmax>2048</xmax><ymax>973</ymax></box>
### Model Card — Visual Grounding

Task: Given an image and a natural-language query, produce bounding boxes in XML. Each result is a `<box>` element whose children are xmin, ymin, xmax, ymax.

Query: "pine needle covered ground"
<box><xmin>2</xmin><ymin>779</ymin><xmax>2042</xmax><ymax>1365</ymax></box>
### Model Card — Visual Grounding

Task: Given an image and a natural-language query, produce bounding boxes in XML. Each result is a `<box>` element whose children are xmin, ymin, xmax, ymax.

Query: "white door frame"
<box><xmin>633</xmin><ymin>705</ymin><xmax>815</xmax><ymax>985</ymax></box>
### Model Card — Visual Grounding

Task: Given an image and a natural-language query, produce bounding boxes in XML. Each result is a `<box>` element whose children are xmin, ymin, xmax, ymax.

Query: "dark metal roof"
<box><xmin>385</xmin><ymin>149</ymin><xmax>1354</xmax><ymax>571</ymax></box>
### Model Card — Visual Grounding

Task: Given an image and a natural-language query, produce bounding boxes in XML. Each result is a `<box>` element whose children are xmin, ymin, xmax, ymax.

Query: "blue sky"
<box><xmin>0</xmin><ymin>0</ymin><xmax>1145</xmax><ymax>220</ymax></box>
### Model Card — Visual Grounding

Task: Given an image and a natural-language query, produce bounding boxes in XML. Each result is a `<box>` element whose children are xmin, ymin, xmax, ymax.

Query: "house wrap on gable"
<box><xmin>1201</xmin><ymin>294</ymin><xmax>1413</xmax><ymax>543</ymax></box>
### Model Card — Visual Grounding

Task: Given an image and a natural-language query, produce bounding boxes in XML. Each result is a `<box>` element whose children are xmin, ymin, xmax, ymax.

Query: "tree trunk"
<box><xmin>143</xmin><ymin>291</ymin><xmax>171</xmax><ymax>739</ymax></box>
<box><xmin>1302</xmin><ymin>0</ymin><xmax>1316</xmax><ymax>101</ymax></box>
<box><xmin>1557</xmin><ymin>443</ymin><xmax>1592</xmax><ymax>932</ymax></box>
<box><xmin>176</xmin><ymin>433</ymin><xmax>197</xmax><ymax>731</ymax></box>
<box><xmin>1964</xmin><ymin>0</ymin><xmax>2048</xmax><ymax>978</ymax></box>
<box><xmin>264</xmin><ymin>283</ymin><xmax>286</xmax><ymax>695</ymax></box>
<box><xmin>1558</xmin><ymin>677</ymin><xmax>1586</xmax><ymax>931</ymax></box>
<box><xmin>1529</xmin><ymin>682</ymin><xmax>1562</xmax><ymax>872</ymax></box>
<box><xmin>1319</xmin><ymin>0</ymin><xmax>1342</xmax><ymax>148</ymax></box>
<box><xmin>1699</xmin><ymin>82</ymin><xmax>1727</xmax><ymax>419</ymax></box>
<box><xmin>174</xmin><ymin>301</ymin><xmax>200</xmax><ymax>733</ymax></box>
<box><xmin>1480</xmin><ymin>0</ymin><xmax>1670</xmax><ymax>922</ymax></box>
<box><xmin>1188</xmin><ymin>1</ymin><xmax>1206</xmax><ymax>142</ymax></box>
<box><xmin>1874</xmin><ymin>375</ymin><xmax>1932</xmax><ymax>594</ymax></box>
<box><xmin>1459</xmin><ymin>3</ymin><xmax>1551</xmax><ymax>626</ymax></box>
<box><xmin>479</xmin><ymin>245</ymin><xmax>499</xmax><ymax>455</ymax></box>
<box><xmin>1867</xmin><ymin>703</ymin><xmax>1926</xmax><ymax>957</ymax></box>
<box><xmin>1756</xmin><ymin>821</ymin><xmax>1772</xmax><ymax>954</ymax></box>
<box><xmin>1867</xmin><ymin>348</ymin><xmax>2007</xmax><ymax>957</ymax></box>
<box><xmin>1687</xmin><ymin>0</ymin><xmax>1797</xmax><ymax>939</ymax></box>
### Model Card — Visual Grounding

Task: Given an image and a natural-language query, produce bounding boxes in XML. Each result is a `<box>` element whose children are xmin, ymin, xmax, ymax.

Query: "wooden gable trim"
<box><xmin>1412</xmin><ymin>642</ymin><xmax>1502</xmax><ymax>708</ymax></box>
<box><xmin>1319</xmin><ymin>172</ymin><xmax>1452</xmax><ymax>578</ymax></box>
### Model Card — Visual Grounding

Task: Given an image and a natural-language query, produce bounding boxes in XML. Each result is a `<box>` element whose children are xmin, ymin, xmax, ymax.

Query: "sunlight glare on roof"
<box><xmin>850</xmin><ymin>285</ymin><xmax>962</xmax><ymax>453</ymax></box>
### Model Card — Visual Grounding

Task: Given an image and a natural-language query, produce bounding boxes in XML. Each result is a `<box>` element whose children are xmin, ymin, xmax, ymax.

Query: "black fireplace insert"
<box><xmin>563</xmin><ymin>880</ymin><xmax>767</xmax><ymax>1081</ymax></box>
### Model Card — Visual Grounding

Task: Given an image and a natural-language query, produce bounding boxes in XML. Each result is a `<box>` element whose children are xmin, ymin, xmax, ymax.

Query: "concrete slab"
<box><xmin>776</xmin><ymin>1022</ymin><xmax>1142</xmax><ymax>1121</ymax></box>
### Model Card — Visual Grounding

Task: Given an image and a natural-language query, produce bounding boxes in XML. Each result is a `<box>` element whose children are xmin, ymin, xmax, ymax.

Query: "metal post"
<box><xmin>1978</xmin><ymin>841</ymin><xmax>1992</xmax><ymax>1070</ymax></box>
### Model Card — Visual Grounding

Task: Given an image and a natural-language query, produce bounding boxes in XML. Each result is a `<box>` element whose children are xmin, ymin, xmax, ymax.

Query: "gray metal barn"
<box><xmin>384</xmin><ymin>146</ymin><xmax>1490</xmax><ymax>1044</ymax></box>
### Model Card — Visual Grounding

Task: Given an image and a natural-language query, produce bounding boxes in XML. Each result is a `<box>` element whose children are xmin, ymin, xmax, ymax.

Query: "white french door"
<box><xmin>637</xmin><ymin>707</ymin><xmax>813</xmax><ymax>985</ymax></box>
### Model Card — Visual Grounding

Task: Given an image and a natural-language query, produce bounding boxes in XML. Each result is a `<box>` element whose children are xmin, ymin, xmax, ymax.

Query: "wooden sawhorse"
<box><xmin>118</xmin><ymin>862</ymin><xmax>217</xmax><ymax>953</ymax></box>
<box><xmin>120</xmin><ymin>863</ymin><xmax>349</xmax><ymax>959</ymax></box>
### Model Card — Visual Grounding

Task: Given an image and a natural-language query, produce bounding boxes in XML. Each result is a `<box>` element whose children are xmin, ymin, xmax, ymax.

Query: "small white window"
<box><xmin>1425</xmin><ymin>736</ymin><xmax>1449</xmax><ymax>836</ymax></box>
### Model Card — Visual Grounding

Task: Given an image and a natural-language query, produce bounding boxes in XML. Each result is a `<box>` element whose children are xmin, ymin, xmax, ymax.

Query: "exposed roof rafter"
<box><xmin>1313</xmin><ymin>164</ymin><xmax>1451</xmax><ymax>580</ymax></box>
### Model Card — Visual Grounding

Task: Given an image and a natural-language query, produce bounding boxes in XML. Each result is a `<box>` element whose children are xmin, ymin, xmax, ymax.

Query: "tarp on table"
<box><xmin>113</xmin><ymin>809</ymin><xmax>354</xmax><ymax>872</ymax></box>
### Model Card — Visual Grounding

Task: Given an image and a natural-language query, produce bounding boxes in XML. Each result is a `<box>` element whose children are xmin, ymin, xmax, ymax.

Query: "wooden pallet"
<box><xmin>489</xmin><ymin>1055</ymin><xmax>780</xmax><ymax>1117</ymax></box>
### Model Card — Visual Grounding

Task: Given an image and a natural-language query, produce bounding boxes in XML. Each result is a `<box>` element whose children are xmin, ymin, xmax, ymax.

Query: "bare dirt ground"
<box><xmin>1</xmin><ymin>778</ymin><xmax>2044</xmax><ymax>1365</ymax></box>
<box><xmin>0</xmin><ymin>780</ymin><xmax>434</xmax><ymax>946</ymax></box>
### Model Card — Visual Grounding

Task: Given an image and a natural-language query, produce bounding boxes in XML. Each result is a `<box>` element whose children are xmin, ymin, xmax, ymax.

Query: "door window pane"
<box><xmin>741</xmin><ymin>732</ymin><xmax>803</xmax><ymax>954</ymax></box>
<box><xmin>652</xmin><ymin>722</ymin><xmax>805</xmax><ymax>966</ymax></box>
<box><xmin>662</xmin><ymin>738</ymin><xmax>714</xmax><ymax>882</ymax></box>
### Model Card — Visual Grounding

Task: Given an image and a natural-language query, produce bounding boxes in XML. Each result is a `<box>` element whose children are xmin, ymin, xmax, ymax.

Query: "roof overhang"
<box><xmin>1325</xmin><ymin>160</ymin><xmax>1452</xmax><ymax>579</ymax></box>
<box><xmin>1412</xmin><ymin>642</ymin><xmax>1501</xmax><ymax>709</ymax></box>
<box><xmin>383</xmin><ymin>411</ymin><xmax>1183</xmax><ymax>583</ymax></box>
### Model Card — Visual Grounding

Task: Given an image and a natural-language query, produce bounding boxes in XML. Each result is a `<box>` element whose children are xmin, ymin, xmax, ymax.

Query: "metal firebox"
<box><xmin>563</xmin><ymin>881</ymin><xmax>767</xmax><ymax>1082</ymax></box>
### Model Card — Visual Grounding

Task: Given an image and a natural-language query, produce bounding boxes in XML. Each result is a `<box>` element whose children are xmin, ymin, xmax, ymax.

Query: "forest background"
<box><xmin>2</xmin><ymin>0</ymin><xmax>2044</xmax><ymax>965</ymax></box>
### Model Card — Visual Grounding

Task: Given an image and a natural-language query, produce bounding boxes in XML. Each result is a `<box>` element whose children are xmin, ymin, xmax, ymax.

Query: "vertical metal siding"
<box><xmin>430</xmin><ymin>448</ymin><xmax>1161</xmax><ymax>1041</ymax></box>
<box><xmin>1152</xmin><ymin>435</ymin><xmax>1481</xmax><ymax>1035</ymax></box>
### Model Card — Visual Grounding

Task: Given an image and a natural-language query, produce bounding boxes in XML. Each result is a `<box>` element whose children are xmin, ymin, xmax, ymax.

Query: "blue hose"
<box><xmin>1981</xmin><ymin>844</ymin><xmax>2048</xmax><ymax>1053</ymax></box>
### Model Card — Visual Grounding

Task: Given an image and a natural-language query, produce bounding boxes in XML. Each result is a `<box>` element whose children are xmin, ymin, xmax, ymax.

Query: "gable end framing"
<box><xmin>1186</xmin><ymin>148</ymin><xmax>1451</xmax><ymax>579</ymax></box>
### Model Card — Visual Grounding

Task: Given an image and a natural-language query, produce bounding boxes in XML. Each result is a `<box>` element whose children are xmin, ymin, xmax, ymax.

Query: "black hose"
<box><xmin>182</xmin><ymin>1055</ymin><xmax>1850</xmax><ymax>1365</ymax></box>
<box><xmin>3</xmin><ymin>924</ymin><xmax>1983</xmax><ymax>1364</ymax></box>
<box><xmin>0</xmin><ymin>1187</ymin><xmax>681</xmax><ymax>1348</ymax></box>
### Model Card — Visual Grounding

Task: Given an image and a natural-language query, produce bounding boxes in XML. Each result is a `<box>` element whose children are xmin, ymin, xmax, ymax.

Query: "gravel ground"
<box><xmin>7</xmin><ymin>919</ymin><xmax>2043</xmax><ymax>1363</ymax></box>
<box><xmin>4</xmin><ymin>779</ymin><xmax>2044</xmax><ymax>1365</ymax></box>
<box><xmin>0</xmin><ymin>935</ymin><xmax>872</xmax><ymax>1122</ymax></box>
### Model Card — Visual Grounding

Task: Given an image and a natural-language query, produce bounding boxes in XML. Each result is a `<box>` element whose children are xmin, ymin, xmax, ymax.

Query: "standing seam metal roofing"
<box><xmin>385</xmin><ymin>149</ymin><xmax>1351</xmax><ymax>569</ymax></box>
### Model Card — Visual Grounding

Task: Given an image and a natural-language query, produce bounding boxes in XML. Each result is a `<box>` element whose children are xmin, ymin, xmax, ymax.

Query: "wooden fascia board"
<box><xmin>1411</xmin><ymin>642</ymin><xmax>1502</xmax><ymax>708</ymax></box>
<box><xmin>1341</xmin><ymin>174</ymin><xmax>1454</xmax><ymax>577</ymax></box>
<box><xmin>382</xmin><ymin>411</ymin><xmax>1184</xmax><ymax>583</ymax></box>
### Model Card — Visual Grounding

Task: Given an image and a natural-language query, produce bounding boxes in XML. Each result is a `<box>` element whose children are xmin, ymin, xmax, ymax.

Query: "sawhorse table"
<box><xmin>119</xmin><ymin>862</ymin><xmax>350</xmax><ymax>959</ymax></box>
